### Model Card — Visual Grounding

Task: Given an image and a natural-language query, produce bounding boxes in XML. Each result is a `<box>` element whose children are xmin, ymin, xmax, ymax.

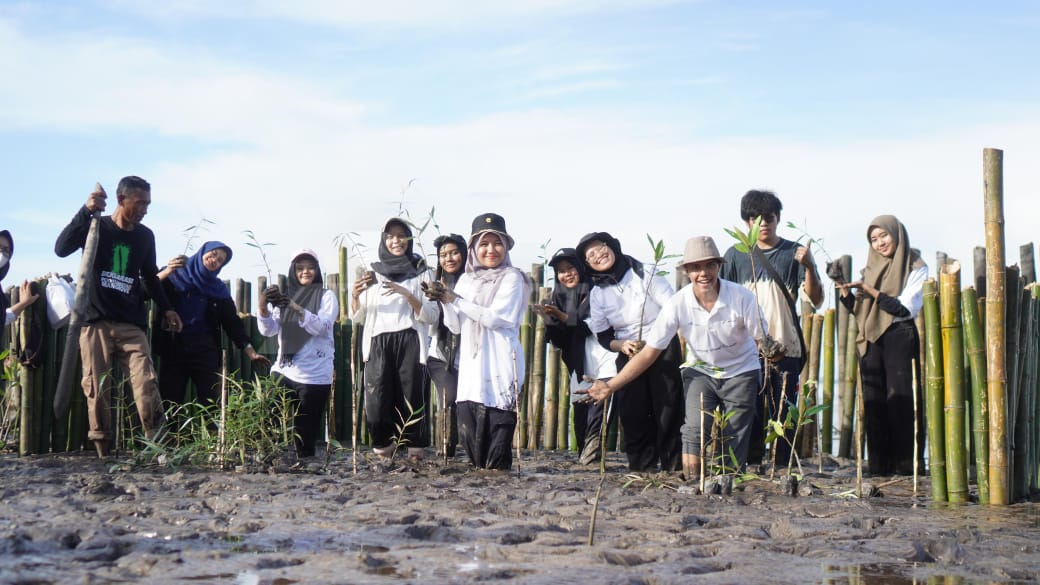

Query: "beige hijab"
<box><xmin>855</xmin><ymin>215</ymin><xmax>926</xmax><ymax>355</ymax></box>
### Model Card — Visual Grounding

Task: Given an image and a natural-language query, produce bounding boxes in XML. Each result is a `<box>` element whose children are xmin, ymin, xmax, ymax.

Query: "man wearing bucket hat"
<box><xmin>586</xmin><ymin>236</ymin><xmax>766</xmax><ymax>479</ymax></box>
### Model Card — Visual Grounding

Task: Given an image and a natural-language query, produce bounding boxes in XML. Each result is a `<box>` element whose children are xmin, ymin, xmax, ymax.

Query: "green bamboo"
<box><xmin>940</xmin><ymin>263</ymin><xmax>968</xmax><ymax>502</ymax></box>
<box><xmin>518</xmin><ymin>284</ymin><xmax>533</xmax><ymax>448</ymax></box>
<box><xmin>1005</xmin><ymin>266</ymin><xmax>1021</xmax><ymax>493</ymax></box>
<box><xmin>838</xmin><ymin>314</ymin><xmax>859</xmax><ymax>458</ymax></box>
<box><xmin>16</xmin><ymin>285</ymin><xmax>36</xmax><ymax>455</ymax></box>
<box><xmin>983</xmin><ymin>147</ymin><xmax>1009</xmax><ymax>505</ymax></box>
<box><xmin>835</xmin><ymin>255</ymin><xmax>852</xmax><ymax>457</ymax></box>
<box><xmin>526</xmin><ymin>286</ymin><xmax>549</xmax><ymax>450</ymax></box>
<box><xmin>556</xmin><ymin>351</ymin><xmax>570</xmax><ymax>450</ymax></box>
<box><xmin>962</xmin><ymin>286</ymin><xmax>990</xmax><ymax>503</ymax></box>
<box><xmin>821</xmin><ymin>309</ymin><xmax>835</xmax><ymax>455</ymax></box>
<box><xmin>800</xmin><ymin>313</ymin><xmax>824</xmax><ymax>456</ymax></box>
<box><xmin>922</xmin><ymin>278</ymin><xmax>947</xmax><ymax>501</ymax></box>
<box><xmin>1032</xmin><ymin>286</ymin><xmax>1040</xmax><ymax>492</ymax></box>
<box><xmin>544</xmin><ymin>346</ymin><xmax>559</xmax><ymax>449</ymax></box>
<box><xmin>338</xmin><ymin>246</ymin><xmax>349</xmax><ymax>323</ymax></box>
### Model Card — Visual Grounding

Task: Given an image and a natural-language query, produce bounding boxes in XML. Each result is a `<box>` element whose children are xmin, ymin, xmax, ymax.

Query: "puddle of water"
<box><xmin>822</xmin><ymin>563</ymin><xmax>987</xmax><ymax>585</ymax></box>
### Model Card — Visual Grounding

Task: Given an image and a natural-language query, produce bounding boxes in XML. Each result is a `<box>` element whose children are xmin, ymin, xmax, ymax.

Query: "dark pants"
<box><xmin>158</xmin><ymin>332</ymin><xmax>222</xmax><ymax>406</ymax></box>
<box><xmin>859</xmin><ymin>320</ymin><xmax>923</xmax><ymax>475</ymax></box>
<box><xmin>748</xmin><ymin>356</ymin><xmax>802</xmax><ymax>466</ymax></box>
<box><xmin>427</xmin><ymin>357</ymin><xmax>459</xmax><ymax>456</ymax></box>
<box><xmin>682</xmin><ymin>368</ymin><xmax>760</xmax><ymax>469</ymax></box>
<box><xmin>615</xmin><ymin>336</ymin><xmax>684</xmax><ymax>472</ymax></box>
<box><xmin>275</xmin><ymin>376</ymin><xmax>330</xmax><ymax>458</ymax></box>
<box><xmin>364</xmin><ymin>329</ymin><xmax>429</xmax><ymax>450</ymax></box>
<box><xmin>457</xmin><ymin>400</ymin><xmax>516</xmax><ymax>470</ymax></box>
<box><xmin>572</xmin><ymin>399</ymin><xmax>608</xmax><ymax>464</ymax></box>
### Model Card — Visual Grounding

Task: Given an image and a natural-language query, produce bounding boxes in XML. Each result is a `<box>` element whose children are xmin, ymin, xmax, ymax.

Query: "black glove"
<box><xmin>421</xmin><ymin>281</ymin><xmax>447</xmax><ymax>301</ymax></box>
<box><xmin>262</xmin><ymin>286</ymin><xmax>284</xmax><ymax>307</ymax></box>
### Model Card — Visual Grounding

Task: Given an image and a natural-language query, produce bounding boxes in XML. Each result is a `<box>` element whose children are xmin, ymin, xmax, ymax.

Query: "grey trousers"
<box><xmin>681</xmin><ymin>367</ymin><xmax>760</xmax><ymax>469</ymax></box>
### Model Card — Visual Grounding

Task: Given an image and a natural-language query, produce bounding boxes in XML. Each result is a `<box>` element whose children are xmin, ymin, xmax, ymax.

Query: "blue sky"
<box><xmin>3</xmin><ymin>0</ymin><xmax>1040</xmax><ymax>301</ymax></box>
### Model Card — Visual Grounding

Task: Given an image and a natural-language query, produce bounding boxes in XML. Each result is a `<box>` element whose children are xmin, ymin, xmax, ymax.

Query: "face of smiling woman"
<box><xmin>384</xmin><ymin>223</ymin><xmax>410</xmax><ymax>257</ymax></box>
<box><xmin>202</xmin><ymin>248</ymin><xmax>228</xmax><ymax>272</ymax></box>
<box><xmin>439</xmin><ymin>242</ymin><xmax>463</xmax><ymax>274</ymax></box>
<box><xmin>583</xmin><ymin>240</ymin><xmax>615</xmax><ymax>272</ymax></box>
<box><xmin>295</xmin><ymin>257</ymin><xmax>318</xmax><ymax>285</ymax></box>
<box><xmin>476</xmin><ymin>233</ymin><xmax>506</xmax><ymax>269</ymax></box>
<box><xmin>869</xmin><ymin>226</ymin><xmax>896</xmax><ymax>258</ymax></box>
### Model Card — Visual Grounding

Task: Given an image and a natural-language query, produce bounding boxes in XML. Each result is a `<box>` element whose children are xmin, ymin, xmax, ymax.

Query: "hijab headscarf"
<box><xmin>0</xmin><ymin>229</ymin><xmax>12</xmax><ymax>283</ymax></box>
<box><xmin>371</xmin><ymin>218</ymin><xmax>424</xmax><ymax>283</ymax></box>
<box><xmin>0</xmin><ymin>230</ymin><xmax>12</xmax><ymax>317</ymax></box>
<box><xmin>548</xmin><ymin>247</ymin><xmax>592</xmax><ymax>379</ymax></box>
<box><xmin>433</xmin><ymin>234</ymin><xmax>467</xmax><ymax>367</ymax></box>
<box><xmin>464</xmin><ymin>229</ymin><xmax>531</xmax><ymax>357</ymax></box>
<box><xmin>855</xmin><ymin>215</ymin><xmax>926</xmax><ymax>355</ymax></box>
<box><xmin>575</xmin><ymin>231</ymin><xmax>643</xmax><ymax>288</ymax></box>
<box><xmin>168</xmin><ymin>241</ymin><xmax>233</xmax><ymax>300</ymax></box>
<box><xmin>279</xmin><ymin>249</ymin><xmax>325</xmax><ymax>366</ymax></box>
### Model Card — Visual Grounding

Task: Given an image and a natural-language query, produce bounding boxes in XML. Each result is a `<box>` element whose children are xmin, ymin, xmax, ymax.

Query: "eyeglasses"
<box><xmin>584</xmin><ymin>244</ymin><xmax>611</xmax><ymax>262</ymax></box>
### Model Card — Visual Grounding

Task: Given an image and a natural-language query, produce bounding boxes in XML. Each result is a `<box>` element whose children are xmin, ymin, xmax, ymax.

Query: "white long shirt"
<box><xmin>893</xmin><ymin>264</ymin><xmax>928</xmax><ymax>323</ymax></box>
<box><xmin>441</xmin><ymin>269</ymin><xmax>527</xmax><ymax>410</ymax></box>
<box><xmin>587</xmin><ymin>267</ymin><xmax>675</xmax><ymax>341</ymax></box>
<box><xmin>257</xmin><ymin>289</ymin><xmax>338</xmax><ymax>385</ymax></box>
<box><xmin>646</xmin><ymin>279</ymin><xmax>764</xmax><ymax>379</ymax></box>
<box><xmin>350</xmin><ymin>269</ymin><xmax>438</xmax><ymax>365</ymax></box>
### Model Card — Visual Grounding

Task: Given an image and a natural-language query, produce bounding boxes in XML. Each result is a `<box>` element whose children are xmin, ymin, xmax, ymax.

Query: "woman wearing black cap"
<box><xmin>351</xmin><ymin>217</ymin><xmax>438</xmax><ymax>462</ymax></box>
<box><xmin>534</xmin><ymin>248</ymin><xmax>617</xmax><ymax>464</ymax></box>
<box><xmin>425</xmin><ymin>213</ymin><xmax>530</xmax><ymax>470</ymax></box>
<box><xmin>576</xmin><ymin>232</ymin><xmax>683</xmax><ymax>472</ymax></box>
<box><xmin>427</xmin><ymin>233</ymin><xmax>467</xmax><ymax>458</ymax></box>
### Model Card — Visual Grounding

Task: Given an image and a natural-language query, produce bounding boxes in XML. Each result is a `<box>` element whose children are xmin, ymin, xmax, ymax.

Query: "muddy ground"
<box><xmin>1</xmin><ymin>450</ymin><xmax>1039</xmax><ymax>585</ymax></box>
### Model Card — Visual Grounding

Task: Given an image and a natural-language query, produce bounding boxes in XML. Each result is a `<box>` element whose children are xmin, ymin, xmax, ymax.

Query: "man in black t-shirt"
<box><xmin>55</xmin><ymin>176</ymin><xmax>182</xmax><ymax>456</ymax></box>
<box><xmin>720</xmin><ymin>190</ymin><xmax>823</xmax><ymax>467</ymax></box>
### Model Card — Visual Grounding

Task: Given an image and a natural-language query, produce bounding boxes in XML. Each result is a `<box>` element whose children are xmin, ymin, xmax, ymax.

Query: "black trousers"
<box><xmin>364</xmin><ymin>329</ymin><xmax>429</xmax><ymax>450</ymax></box>
<box><xmin>457</xmin><ymin>400</ymin><xmax>516</xmax><ymax>470</ymax></box>
<box><xmin>158</xmin><ymin>332</ymin><xmax>221</xmax><ymax>406</ymax></box>
<box><xmin>572</xmin><ymin>399</ymin><xmax>608</xmax><ymax>461</ymax></box>
<box><xmin>614</xmin><ymin>336</ymin><xmax>684</xmax><ymax>472</ymax></box>
<box><xmin>427</xmin><ymin>357</ymin><xmax>459</xmax><ymax>456</ymax></box>
<box><xmin>275</xmin><ymin>376</ymin><xmax>330</xmax><ymax>458</ymax></box>
<box><xmin>859</xmin><ymin>320</ymin><xmax>923</xmax><ymax>475</ymax></box>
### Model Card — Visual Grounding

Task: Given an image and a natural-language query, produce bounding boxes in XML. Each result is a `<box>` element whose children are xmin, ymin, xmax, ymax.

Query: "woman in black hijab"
<box><xmin>535</xmin><ymin>248</ymin><xmax>618</xmax><ymax>464</ymax></box>
<box><xmin>426</xmin><ymin>233</ymin><xmax>467</xmax><ymax>458</ymax></box>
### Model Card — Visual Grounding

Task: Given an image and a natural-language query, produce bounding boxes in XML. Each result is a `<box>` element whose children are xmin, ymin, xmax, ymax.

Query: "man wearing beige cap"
<box><xmin>586</xmin><ymin>236</ymin><xmax>766</xmax><ymax>478</ymax></box>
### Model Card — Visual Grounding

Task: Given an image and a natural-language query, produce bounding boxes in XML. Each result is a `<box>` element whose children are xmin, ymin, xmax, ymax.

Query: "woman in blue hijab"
<box><xmin>156</xmin><ymin>241</ymin><xmax>269</xmax><ymax>406</ymax></box>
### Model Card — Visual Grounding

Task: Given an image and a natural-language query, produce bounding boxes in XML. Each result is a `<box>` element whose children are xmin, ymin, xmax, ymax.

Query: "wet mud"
<box><xmin>1</xmin><ymin>451</ymin><xmax>1038</xmax><ymax>584</ymax></box>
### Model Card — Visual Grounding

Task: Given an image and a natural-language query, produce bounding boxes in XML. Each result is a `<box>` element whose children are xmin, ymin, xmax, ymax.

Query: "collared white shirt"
<box><xmin>257</xmin><ymin>289</ymin><xmax>339</xmax><ymax>384</ymax></box>
<box><xmin>587</xmin><ymin>267</ymin><xmax>675</xmax><ymax>341</ymax></box>
<box><xmin>350</xmin><ymin>268</ymin><xmax>438</xmax><ymax>364</ymax></box>
<box><xmin>646</xmin><ymin>279</ymin><xmax>764</xmax><ymax>379</ymax></box>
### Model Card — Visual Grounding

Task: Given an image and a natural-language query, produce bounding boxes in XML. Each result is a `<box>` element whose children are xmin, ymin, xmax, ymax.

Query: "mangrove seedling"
<box><xmin>243</xmin><ymin>229</ymin><xmax>276</xmax><ymax>283</ymax></box>
<box><xmin>181</xmin><ymin>217</ymin><xmax>216</xmax><ymax>255</ymax></box>
<box><xmin>723</xmin><ymin>217</ymin><xmax>784</xmax><ymax>360</ymax></box>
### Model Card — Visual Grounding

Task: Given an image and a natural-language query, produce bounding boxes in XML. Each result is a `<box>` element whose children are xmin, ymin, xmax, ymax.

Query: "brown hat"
<box><xmin>677</xmin><ymin>236</ymin><xmax>723</xmax><ymax>267</ymax></box>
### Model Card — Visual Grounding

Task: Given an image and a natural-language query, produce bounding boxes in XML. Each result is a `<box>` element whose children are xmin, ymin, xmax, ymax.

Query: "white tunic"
<box><xmin>645</xmin><ymin>279</ymin><xmax>764</xmax><ymax>379</ymax></box>
<box><xmin>569</xmin><ymin>335</ymin><xmax>618</xmax><ymax>402</ymax></box>
<box><xmin>257</xmin><ymin>289</ymin><xmax>338</xmax><ymax>385</ymax></box>
<box><xmin>587</xmin><ymin>267</ymin><xmax>675</xmax><ymax>341</ymax></box>
<box><xmin>441</xmin><ymin>269</ymin><xmax>527</xmax><ymax>410</ymax></box>
<box><xmin>350</xmin><ymin>268</ymin><xmax>438</xmax><ymax>365</ymax></box>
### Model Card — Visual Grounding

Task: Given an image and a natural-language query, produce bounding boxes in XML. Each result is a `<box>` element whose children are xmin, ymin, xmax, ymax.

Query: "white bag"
<box><xmin>46</xmin><ymin>273</ymin><xmax>76</xmax><ymax>329</ymax></box>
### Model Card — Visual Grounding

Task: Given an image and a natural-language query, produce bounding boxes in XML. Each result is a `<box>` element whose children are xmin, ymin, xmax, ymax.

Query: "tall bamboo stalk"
<box><xmin>544</xmin><ymin>346</ymin><xmax>559</xmax><ymax>449</ymax></box>
<box><xmin>940</xmin><ymin>263</ymin><xmax>968</xmax><ymax>502</ymax></box>
<box><xmin>835</xmin><ymin>255</ymin><xmax>852</xmax><ymax>457</ymax></box>
<box><xmin>518</xmin><ymin>298</ymin><xmax>532</xmax><ymax>447</ymax></box>
<box><xmin>527</xmin><ymin>287</ymin><xmax>549</xmax><ymax>450</ymax></box>
<box><xmin>1031</xmin><ymin>286</ymin><xmax>1040</xmax><ymax>494</ymax></box>
<box><xmin>800</xmin><ymin>313</ymin><xmax>824</xmax><ymax>456</ymax></box>
<box><xmin>556</xmin><ymin>352</ymin><xmax>570</xmax><ymax>450</ymax></box>
<box><xmin>17</xmin><ymin>287</ymin><xmax>35</xmax><ymax>456</ymax></box>
<box><xmin>922</xmin><ymin>278</ymin><xmax>947</xmax><ymax>502</ymax></box>
<box><xmin>1012</xmin><ymin>285</ymin><xmax>1035</xmax><ymax>500</ymax></box>
<box><xmin>821</xmin><ymin>309</ymin><xmax>835</xmax><ymax>455</ymax></box>
<box><xmin>1004</xmin><ymin>266</ymin><xmax>1021</xmax><ymax>493</ymax></box>
<box><xmin>838</xmin><ymin>315</ymin><xmax>859</xmax><ymax>458</ymax></box>
<box><xmin>983</xmin><ymin>146</ymin><xmax>1009</xmax><ymax>505</ymax></box>
<box><xmin>962</xmin><ymin>286</ymin><xmax>990</xmax><ymax>504</ymax></box>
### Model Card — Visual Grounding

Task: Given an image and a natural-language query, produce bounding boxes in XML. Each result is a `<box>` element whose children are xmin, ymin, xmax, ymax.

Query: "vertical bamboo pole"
<box><xmin>922</xmin><ymin>279</ymin><xmax>947</xmax><ymax>502</ymax></box>
<box><xmin>940</xmin><ymin>263</ymin><xmax>968</xmax><ymax>502</ymax></box>
<box><xmin>338</xmin><ymin>246</ymin><xmax>349</xmax><ymax>323</ymax></box>
<box><xmin>16</xmin><ymin>286</ymin><xmax>36</xmax><ymax>456</ymax></box>
<box><xmin>962</xmin><ymin>286</ymin><xmax>990</xmax><ymax>504</ymax></box>
<box><xmin>800</xmin><ymin>313</ymin><xmax>824</xmax><ymax>456</ymax></box>
<box><xmin>835</xmin><ymin>255</ymin><xmax>852</xmax><ymax>457</ymax></box>
<box><xmin>984</xmin><ymin>147</ymin><xmax>1009</xmax><ymax>505</ymax></box>
<box><xmin>838</xmin><ymin>316</ymin><xmax>859</xmax><ymax>458</ymax></box>
<box><xmin>544</xmin><ymin>346</ymin><xmax>559</xmax><ymax>449</ymax></box>
<box><xmin>973</xmin><ymin>247</ymin><xmax>987</xmax><ymax>299</ymax></box>
<box><xmin>1031</xmin><ymin>286</ymin><xmax>1040</xmax><ymax>493</ymax></box>
<box><xmin>1004</xmin><ymin>266</ymin><xmax>1021</xmax><ymax>490</ymax></box>
<box><xmin>518</xmin><ymin>301</ymin><xmax>532</xmax><ymax>448</ymax></box>
<box><xmin>556</xmin><ymin>352</ymin><xmax>570</xmax><ymax>450</ymax></box>
<box><xmin>1013</xmin><ymin>285</ymin><xmax>1034</xmax><ymax>499</ymax></box>
<box><xmin>1021</xmin><ymin>243</ymin><xmax>1036</xmax><ymax>285</ymax></box>
<box><xmin>821</xmin><ymin>309</ymin><xmax>835</xmax><ymax>455</ymax></box>
<box><xmin>526</xmin><ymin>286</ymin><xmax>549</xmax><ymax>450</ymax></box>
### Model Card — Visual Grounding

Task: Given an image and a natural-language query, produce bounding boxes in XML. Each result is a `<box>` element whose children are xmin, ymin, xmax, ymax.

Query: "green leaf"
<box><xmin>735</xmin><ymin>243</ymin><xmax>748</xmax><ymax>253</ymax></box>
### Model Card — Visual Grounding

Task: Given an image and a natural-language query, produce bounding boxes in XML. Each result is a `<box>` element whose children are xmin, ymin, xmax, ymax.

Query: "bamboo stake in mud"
<box><xmin>544</xmin><ymin>346</ymin><xmax>559</xmax><ymax>449</ymax></box>
<box><xmin>821</xmin><ymin>309</ymin><xmax>835</xmax><ymax>456</ymax></box>
<box><xmin>587</xmin><ymin>394</ymin><xmax>615</xmax><ymax>546</ymax></box>
<box><xmin>512</xmin><ymin>349</ymin><xmax>523</xmax><ymax>479</ymax></box>
<box><xmin>983</xmin><ymin>146</ymin><xmax>1009</xmax><ymax>505</ymax></box>
<box><xmin>962</xmin><ymin>286</ymin><xmax>990</xmax><ymax>503</ymax></box>
<box><xmin>801</xmin><ymin>313</ymin><xmax>824</xmax><ymax>457</ymax></box>
<box><xmin>839</xmin><ymin>316</ymin><xmax>859</xmax><ymax>458</ymax></box>
<box><xmin>940</xmin><ymin>263</ymin><xmax>968</xmax><ymax>502</ymax></box>
<box><xmin>1004</xmin><ymin>266</ymin><xmax>1021</xmax><ymax>492</ymax></box>
<box><xmin>835</xmin><ymin>255</ymin><xmax>852</xmax><ymax>457</ymax></box>
<box><xmin>556</xmin><ymin>353</ymin><xmax>570</xmax><ymax>450</ymax></box>
<box><xmin>219</xmin><ymin>350</ymin><xmax>228</xmax><ymax>470</ymax></box>
<box><xmin>1012</xmin><ymin>285</ymin><xmax>1035</xmax><ymax>500</ymax></box>
<box><xmin>700</xmin><ymin>392</ymin><xmax>706</xmax><ymax>492</ymax></box>
<box><xmin>911</xmin><ymin>357</ymin><xmax>919</xmax><ymax>499</ymax></box>
<box><xmin>922</xmin><ymin>278</ymin><xmax>947</xmax><ymax>502</ymax></box>
<box><xmin>855</xmin><ymin>370</ymin><xmax>864</xmax><ymax>499</ymax></box>
<box><xmin>527</xmin><ymin>287</ymin><xmax>549</xmax><ymax>450</ymax></box>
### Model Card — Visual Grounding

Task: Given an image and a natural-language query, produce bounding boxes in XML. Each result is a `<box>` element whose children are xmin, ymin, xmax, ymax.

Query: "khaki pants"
<box><xmin>80</xmin><ymin>321</ymin><xmax>165</xmax><ymax>440</ymax></box>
